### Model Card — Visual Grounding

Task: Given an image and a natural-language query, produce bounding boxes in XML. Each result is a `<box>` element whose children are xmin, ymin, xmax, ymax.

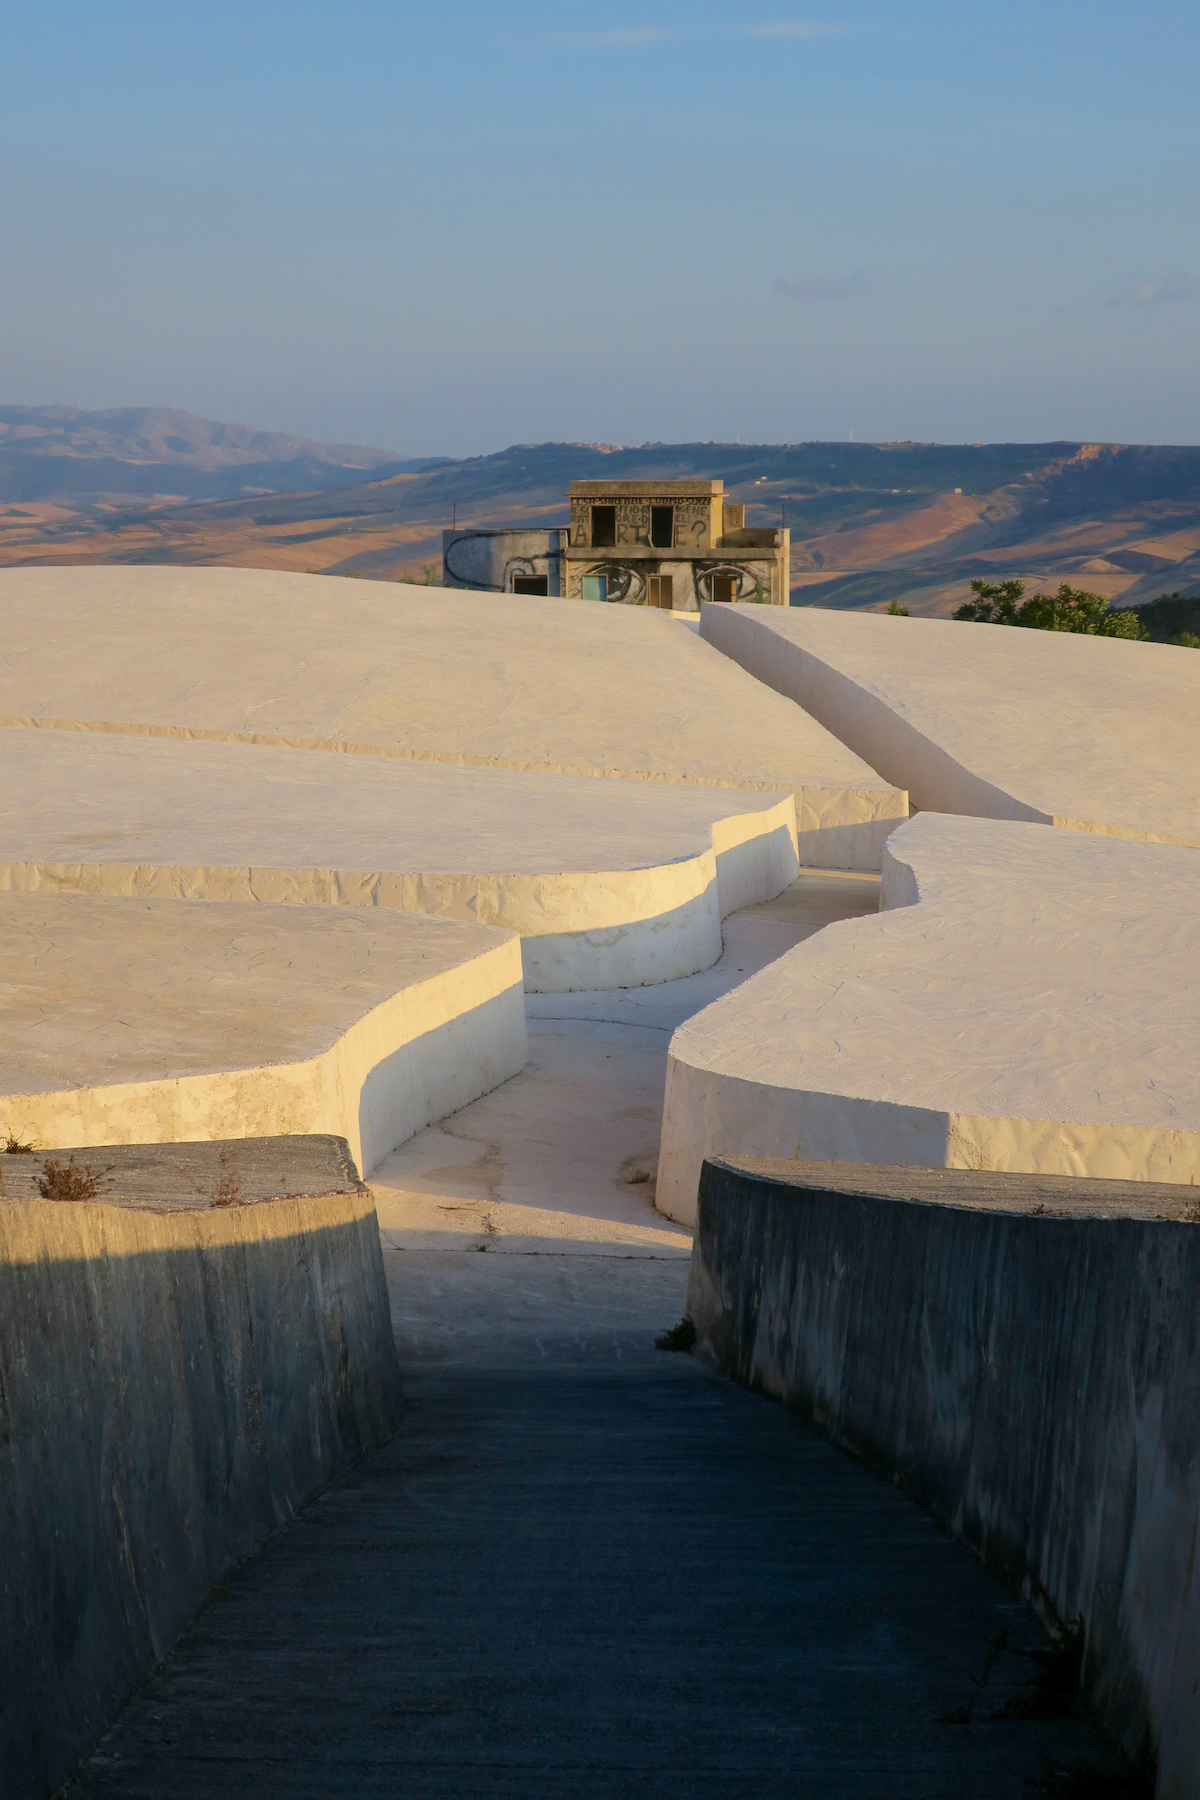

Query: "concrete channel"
<box><xmin>57</xmin><ymin>878</ymin><xmax>1119</xmax><ymax>1798</ymax></box>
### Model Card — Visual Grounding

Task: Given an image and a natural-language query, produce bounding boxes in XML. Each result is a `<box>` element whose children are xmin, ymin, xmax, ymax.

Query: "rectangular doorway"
<box><xmin>647</xmin><ymin>575</ymin><xmax>674</xmax><ymax>609</ymax></box>
<box><xmin>650</xmin><ymin>506</ymin><xmax>674</xmax><ymax>549</ymax></box>
<box><xmin>582</xmin><ymin>575</ymin><xmax>608</xmax><ymax>602</ymax></box>
<box><xmin>711</xmin><ymin>574</ymin><xmax>736</xmax><ymax>603</ymax></box>
<box><xmin>512</xmin><ymin>575</ymin><xmax>548</xmax><ymax>595</ymax></box>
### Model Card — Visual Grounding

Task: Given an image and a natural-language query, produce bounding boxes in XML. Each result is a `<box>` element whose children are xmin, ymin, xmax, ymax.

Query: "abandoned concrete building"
<box><xmin>441</xmin><ymin>480</ymin><xmax>790</xmax><ymax>609</ymax></box>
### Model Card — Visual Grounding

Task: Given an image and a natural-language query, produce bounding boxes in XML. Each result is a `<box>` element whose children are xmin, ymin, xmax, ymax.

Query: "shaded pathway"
<box><xmin>77</xmin><ymin>1264</ymin><xmax>1103</xmax><ymax>1798</ymax></box>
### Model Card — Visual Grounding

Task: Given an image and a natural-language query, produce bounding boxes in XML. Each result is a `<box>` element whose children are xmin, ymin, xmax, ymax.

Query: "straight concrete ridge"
<box><xmin>701</xmin><ymin>601</ymin><xmax>1200</xmax><ymax>847</ymax></box>
<box><xmin>0</xmin><ymin>1135</ymin><xmax>400</xmax><ymax>1797</ymax></box>
<box><xmin>0</xmin><ymin>894</ymin><xmax>527</xmax><ymax>1174</ymax></box>
<box><xmin>657</xmin><ymin>813</ymin><xmax>1200</xmax><ymax>1224</ymax></box>
<box><xmin>0</xmin><ymin>567</ymin><xmax>905</xmax><ymax>870</ymax></box>
<box><xmin>0</xmin><ymin>726</ymin><xmax>799</xmax><ymax>990</ymax></box>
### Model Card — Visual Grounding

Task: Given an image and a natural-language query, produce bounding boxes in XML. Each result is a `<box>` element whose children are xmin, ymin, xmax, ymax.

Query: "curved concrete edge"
<box><xmin>524</xmin><ymin>797</ymin><xmax>802</xmax><ymax>991</ymax></box>
<box><xmin>686</xmin><ymin>1158</ymin><xmax>1200</xmax><ymax>1796</ymax></box>
<box><xmin>0</xmin><ymin>711</ymin><xmax>900</xmax><ymax>871</ymax></box>
<box><xmin>655</xmin><ymin>1059</ymin><xmax>1200</xmax><ymax>1228</ymax></box>
<box><xmin>0</xmin><ymin>799</ymin><xmax>801</xmax><ymax>994</ymax></box>
<box><xmin>0</xmin><ymin>1167</ymin><xmax>400</xmax><ymax>1799</ymax></box>
<box><xmin>5</xmin><ymin>937</ymin><xmax>529</xmax><ymax>1176</ymax></box>
<box><xmin>700</xmin><ymin>603</ymin><xmax>1035</xmax><ymax>826</ymax></box>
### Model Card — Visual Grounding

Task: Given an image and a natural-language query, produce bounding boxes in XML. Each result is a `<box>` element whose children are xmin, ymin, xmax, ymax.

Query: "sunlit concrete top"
<box><xmin>0</xmin><ymin>727</ymin><xmax>803</xmax><ymax>990</ymax></box>
<box><xmin>0</xmin><ymin>725</ymin><xmax>788</xmax><ymax>882</ymax></box>
<box><xmin>656</xmin><ymin>812</ymin><xmax>1200</xmax><ymax>1221</ymax></box>
<box><xmin>700</xmin><ymin>603</ymin><xmax>1200</xmax><ymax>847</ymax></box>
<box><xmin>0</xmin><ymin>567</ymin><xmax>904</xmax><ymax>869</ymax></box>
<box><xmin>0</xmin><ymin>892</ymin><xmax>511</xmax><ymax>1096</ymax></box>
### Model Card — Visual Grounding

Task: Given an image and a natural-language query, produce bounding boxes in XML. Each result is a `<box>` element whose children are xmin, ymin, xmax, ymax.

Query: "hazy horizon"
<box><xmin>3</xmin><ymin>2</ymin><xmax>1197</xmax><ymax>458</ymax></box>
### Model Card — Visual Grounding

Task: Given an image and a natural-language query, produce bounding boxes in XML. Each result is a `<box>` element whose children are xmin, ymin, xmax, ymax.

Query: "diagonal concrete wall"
<box><xmin>687</xmin><ymin>1157</ymin><xmax>1200</xmax><ymax>1798</ymax></box>
<box><xmin>0</xmin><ymin>1137</ymin><xmax>400</xmax><ymax>1799</ymax></box>
<box><xmin>699</xmin><ymin>602</ymin><xmax>1200</xmax><ymax>849</ymax></box>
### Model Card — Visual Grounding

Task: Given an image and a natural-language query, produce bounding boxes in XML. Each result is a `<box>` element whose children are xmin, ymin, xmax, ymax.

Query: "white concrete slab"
<box><xmin>0</xmin><ymin>894</ymin><xmax>526</xmax><ymax>1175</ymax></box>
<box><xmin>0</xmin><ymin>726</ymin><xmax>801</xmax><ymax>991</ymax></box>
<box><xmin>0</xmin><ymin>567</ymin><xmax>905</xmax><ymax>870</ymax></box>
<box><xmin>657</xmin><ymin>813</ymin><xmax>1200</xmax><ymax>1225</ymax></box>
<box><xmin>701</xmin><ymin>602</ymin><xmax>1200</xmax><ymax>847</ymax></box>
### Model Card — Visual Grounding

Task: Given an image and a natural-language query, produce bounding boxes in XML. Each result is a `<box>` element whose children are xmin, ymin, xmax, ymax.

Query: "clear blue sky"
<box><xmin>2</xmin><ymin>1</ymin><xmax>1197</xmax><ymax>455</ymax></box>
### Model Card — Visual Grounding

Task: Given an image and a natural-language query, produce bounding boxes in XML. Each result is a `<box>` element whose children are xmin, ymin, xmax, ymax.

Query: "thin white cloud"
<box><xmin>1106</xmin><ymin>271</ymin><xmax>1200</xmax><ymax>307</ymax></box>
<box><xmin>774</xmin><ymin>270</ymin><xmax>871</xmax><ymax>303</ymax></box>
<box><xmin>746</xmin><ymin>22</ymin><xmax>857</xmax><ymax>39</ymax></box>
<box><xmin>552</xmin><ymin>22</ymin><xmax>858</xmax><ymax>50</ymax></box>
<box><xmin>554</xmin><ymin>27</ymin><xmax>675</xmax><ymax>48</ymax></box>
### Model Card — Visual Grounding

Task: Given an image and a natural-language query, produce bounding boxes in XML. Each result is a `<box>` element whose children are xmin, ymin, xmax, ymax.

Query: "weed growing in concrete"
<box><xmin>938</xmin><ymin>1625</ymin><xmax>1008</xmax><ymax>1722</ymax></box>
<box><xmin>656</xmin><ymin>1316</ymin><xmax>696</xmax><ymax>1353</ymax></box>
<box><xmin>4</xmin><ymin>1133</ymin><xmax>34</xmax><ymax>1154</ymax></box>
<box><xmin>210</xmin><ymin>1154</ymin><xmax>243</xmax><ymax>1208</ymax></box>
<box><xmin>36</xmin><ymin>1157</ymin><xmax>112</xmax><ymax>1203</ymax></box>
<box><xmin>995</xmin><ymin>1618</ymin><xmax>1083</xmax><ymax>1720</ymax></box>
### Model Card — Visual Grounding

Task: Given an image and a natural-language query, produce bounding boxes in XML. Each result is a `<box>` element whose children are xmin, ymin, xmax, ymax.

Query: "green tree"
<box><xmin>954</xmin><ymin>578</ymin><xmax>1147</xmax><ymax>639</ymax></box>
<box><xmin>886</xmin><ymin>599</ymin><xmax>910</xmax><ymax>616</ymax></box>
<box><xmin>953</xmin><ymin>578</ymin><xmax>1025</xmax><ymax>624</ymax></box>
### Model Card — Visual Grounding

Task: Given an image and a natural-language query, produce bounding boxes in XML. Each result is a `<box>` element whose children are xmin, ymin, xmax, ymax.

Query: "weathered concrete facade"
<box><xmin>441</xmin><ymin>526</ymin><xmax>566</xmax><ymax>595</ymax></box>
<box><xmin>441</xmin><ymin>481</ymin><xmax>789</xmax><ymax>609</ymax></box>
<box><xmin>688</xmin><ymin>1156</ymin><xmax>1200</xmax><ymax>1798</ymax></box>
<box><xmin>566</xmin><ymin>480</ymin><xmax>789</xmax><ymax>610</ymax></box>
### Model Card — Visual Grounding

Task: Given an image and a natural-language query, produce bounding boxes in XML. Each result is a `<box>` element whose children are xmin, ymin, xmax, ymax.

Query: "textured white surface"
<box><xmin>657</xmin><ymin>813</ymin><xmax>1200</xmax><ymax>1224</ymax></box>
<box><xmin>0</xmin><ymin>726</ymin><xmax>799</xmax><ymax>990</ymax></box>
<box><xmin>0</xmin><ymin>567</ymin><xmax>904</xmax><ymax>869</ymax></box>
<box><xmin>0</xmin><ymin>894</ymin><xmax>526</xmax><ymax>1174</ymax></box>
<box><xmin>371</xmin><ymin>870</ymin><xmax>881</xmax><ymax>1255</ymax></box>
<box><xmin>701</xmin><ymin>602</ymin><xmax>1200</xmax><ymax>846</ymax></box>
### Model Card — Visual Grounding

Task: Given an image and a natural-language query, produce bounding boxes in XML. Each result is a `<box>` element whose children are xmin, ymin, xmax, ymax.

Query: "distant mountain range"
<box><xmin>0</xmin><ymin>405</ymin><xmax>437</xmax><ymax>502</ymax></box>
<box><xmin>1</xmin><ymin>413</ymin><xmax>1198</xmax><ymax>619</ymax></box>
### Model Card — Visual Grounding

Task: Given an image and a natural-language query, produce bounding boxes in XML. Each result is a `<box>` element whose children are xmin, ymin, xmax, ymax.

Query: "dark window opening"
<box><xmin>712</xmin><ymin>574</ymin><xmax>737</xmax><ymax>603</ymax></box>
<box><xmin>512</xmin><ymin>575</ymin><xmax>548</xmax><ymax>596</ymax></box>
<box><xmin>650</xmin><ymin>505</ymin><xmax>674</xmax><ymax>549</ymax></box>
<box><xmin>591</xmin><ymin>505</ymin><xmax>617</xmax><ymax>548</ymax></box>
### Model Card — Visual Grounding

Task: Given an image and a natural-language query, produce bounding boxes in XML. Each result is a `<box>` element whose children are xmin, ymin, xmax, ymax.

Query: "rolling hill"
<box><xmin>1</xmin><ymin>418</ymin><xmax>1198</xmax><ymax>617</ymax></box>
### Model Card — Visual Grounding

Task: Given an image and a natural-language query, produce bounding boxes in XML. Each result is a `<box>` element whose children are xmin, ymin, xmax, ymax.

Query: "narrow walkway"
<box><xmin>75</xmin><ymin>877</ymin><xmax>1107</xmax><ymax>1795</ymax></box>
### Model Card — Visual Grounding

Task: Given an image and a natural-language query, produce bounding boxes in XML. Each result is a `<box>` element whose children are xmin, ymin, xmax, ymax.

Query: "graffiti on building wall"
<box><xmin>568</xmin><ymin>496</ymin><xmax>714</xmax><ymax>550</ymax></box>
<box><xmin>571</xmin><ymin>561</ymin><xmax>647</xmax><ymax>604</ymax></box>
<box><xmin>694</xmin><ymin>563</ymin><xmax>765</xmax><ymax>603</ymax></box>
<box><xmin>443</xmin><ymin>532</ymin><xmax>563</xmax><ymax>592</ymax></box>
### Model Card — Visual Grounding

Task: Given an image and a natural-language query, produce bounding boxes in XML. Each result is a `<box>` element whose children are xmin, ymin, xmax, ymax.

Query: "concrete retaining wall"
<box><xmin>687</xmin><ymin>1156</ymin><xmax>1200</xmax><ymax>1798</ymax></box>
<box><xmin>0</xmin><ymin>1137</ymin><xmax>401</xmax><ymax>1798</ymax></box>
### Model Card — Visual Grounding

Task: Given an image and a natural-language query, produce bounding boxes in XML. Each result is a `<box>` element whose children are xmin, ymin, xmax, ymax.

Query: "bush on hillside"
<box><xmin>954</xmin><ymin>579</ymin><xmax>1147</xmax><ymax>638</ymax></box>
<box><xmin>1126</xmin><ymin>591</ymin><xmax>1200</xmax><ymax>647</ymax></box>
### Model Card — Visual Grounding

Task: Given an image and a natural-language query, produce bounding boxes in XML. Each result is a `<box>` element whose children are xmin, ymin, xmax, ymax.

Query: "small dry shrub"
<box><xmin>211</xmin><ymin>1154</ymin><xmax>243</xmax><ymax>1208</ymax></box>
<box><xmin>4</xmin><ymin>1133</ymin><xmax>34</xmax><ymax>1155</ymax></box>
<box><xmin>37</xmin><ymin>1157</ymin><xmax>111</xmax><ymax>1203</ymax></box>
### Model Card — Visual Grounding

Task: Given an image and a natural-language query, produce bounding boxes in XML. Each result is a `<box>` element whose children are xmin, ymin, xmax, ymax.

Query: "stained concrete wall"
<box><xmin>441</xmin><ymin>528</ymin><xmax>565</xmax><ymax>593</ymax></box>
<box><xmin>687</xmin><ymin>1156</ymin><xmax>1200</xmax><ymax>1798</ymax></box>
<box><xmin>0</xmin><ymin>1137</ymin><xmax>401</xmax><ymax>1798</ymax></box>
